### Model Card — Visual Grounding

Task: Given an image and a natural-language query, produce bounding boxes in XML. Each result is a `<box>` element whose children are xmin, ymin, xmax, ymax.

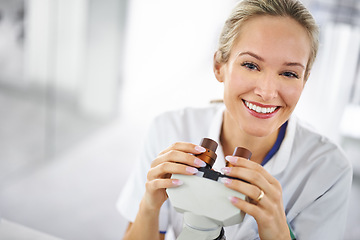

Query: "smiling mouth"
<box><xmin>243</xmin><ymin>100</ymin><xmax>279</xmax><ymax>114</ymax></box>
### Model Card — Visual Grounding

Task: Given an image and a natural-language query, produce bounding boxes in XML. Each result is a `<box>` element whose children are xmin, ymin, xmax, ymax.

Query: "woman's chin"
<box><xmin>240</xmin><ymin>125</ymin><xmax>277</xmax><ymax>138</ymax></box>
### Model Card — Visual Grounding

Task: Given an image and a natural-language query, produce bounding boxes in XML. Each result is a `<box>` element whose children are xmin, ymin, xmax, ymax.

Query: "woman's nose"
<box><xmin>253</xmin><ymin>74</ymin><xmax>278</xmax><ymax>101</ymax></box>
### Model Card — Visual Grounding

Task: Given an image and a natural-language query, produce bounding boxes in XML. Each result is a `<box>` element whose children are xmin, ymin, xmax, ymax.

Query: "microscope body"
<box><xmin>167</xmin><ymin>173</ymin><xmax>246</xmax><ymax>239</ymax></box>
<box><xmin>166</xmin><ymin>138</ymin><xmax>252</xmax><ymax>240</ymax></box>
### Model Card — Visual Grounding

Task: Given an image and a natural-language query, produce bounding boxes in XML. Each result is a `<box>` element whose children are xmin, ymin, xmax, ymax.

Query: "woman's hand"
<box><xmin>221</xmin><ymin>156</ymin><xmax>291</xmax><ymax>240</ymax></box>
<box><xmin>143</xmin><ymin>142</ymin><xmax>207</xmax><ymax>211</ymax></box>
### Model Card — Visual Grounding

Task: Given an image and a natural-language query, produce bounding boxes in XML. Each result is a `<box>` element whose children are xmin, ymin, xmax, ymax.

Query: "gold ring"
<box><xmin>257</xmin><ymin>189</ymin><xmax>264</xmax><ymax>202</ymax></box>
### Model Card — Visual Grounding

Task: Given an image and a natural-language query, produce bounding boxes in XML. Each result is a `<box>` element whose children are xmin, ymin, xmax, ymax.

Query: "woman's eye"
<box><xmin>282</xmin><ymin>71</ymin><xmax>299</xmax><ymax>79</ymax></box>
<box><xmin>241</xmin><ymin>62</ymin><xmax>259</xmax><ymax>71</ymax></box>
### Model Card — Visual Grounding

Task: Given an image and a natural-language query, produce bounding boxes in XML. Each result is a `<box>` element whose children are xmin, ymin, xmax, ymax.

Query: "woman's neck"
<box><xmin>220</xmin><ymin>112</ymin><xmax>279</xmax><ymax>165</ymax></box>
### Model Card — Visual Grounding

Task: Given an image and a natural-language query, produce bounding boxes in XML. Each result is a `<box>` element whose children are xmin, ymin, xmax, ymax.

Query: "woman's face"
<box><xmin>215</xmin><ymin>16</ymin><xmax>311</xmax><ymax>137</ymax></box>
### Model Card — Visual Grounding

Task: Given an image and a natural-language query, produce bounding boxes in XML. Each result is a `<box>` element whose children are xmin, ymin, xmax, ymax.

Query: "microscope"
<box><xmin>166</xmin><ymin>138</ymin><xmax>252</xmax><ymax>240</ymax></box>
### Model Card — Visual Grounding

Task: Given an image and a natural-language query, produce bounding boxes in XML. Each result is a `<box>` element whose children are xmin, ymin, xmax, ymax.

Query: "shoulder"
<box><xmin>291</xmin><ymin>116</ymin><xmax>352</xmax><ymax>175</ymax></box>
<box><xmin>284</xmin><ymin>117</ymin><xmax>353</xmax><ymax>226</ymax></box>
<box><xmin>151</xmin><ymin>104</ymin><xmax>222</xmax><ymax>133</ymax></box>
<box><xmin>154</xmin><ymin>104</ymin><xmax>222</xmax><ymax>123</ymax></box>
<box><xmin>144</xmin><ymin>103</ymin><xmax>223</xmax><ymax>148</ymax></box>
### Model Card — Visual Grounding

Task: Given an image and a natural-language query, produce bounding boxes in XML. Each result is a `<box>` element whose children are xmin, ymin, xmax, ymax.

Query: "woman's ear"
<box><xmin>213</xmin><ymin>51</ymin><xmax>225</xmax><ymax>83</ymax></box>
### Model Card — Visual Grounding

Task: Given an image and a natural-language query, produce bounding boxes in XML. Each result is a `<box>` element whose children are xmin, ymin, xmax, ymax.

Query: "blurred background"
<box><xmin>0</xmin><ymin>0</ymin><xmax>359</xmax><ymax>239</ymax></box>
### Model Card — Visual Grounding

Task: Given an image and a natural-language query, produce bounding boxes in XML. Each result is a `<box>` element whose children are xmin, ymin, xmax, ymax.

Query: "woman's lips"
<box><xmin>243</xmin><ymin>100</ymin><xmax>280</xmax><ymax>119</ymax></box>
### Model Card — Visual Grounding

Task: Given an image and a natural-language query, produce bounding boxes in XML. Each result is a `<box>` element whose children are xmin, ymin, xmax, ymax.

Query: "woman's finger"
<box><xmin>221</xmin><ymin>177</ymin><xmax>267</xmax><ymax>204</ymax></box>
<box><xmin>152</xmin><ymin>145</ymin><xmax>207</xmax><ymax>169</ymax></box>
<box><xmin>147</xmin><ymin>161</ymin><xmax>200</xmax><ymax>180</ymax></box>
<box><xmin>221</xmin><ymin>166</ymin><xmax>269</xmax><ymax>192</ymax></box>
<box><xmin>228</xmin><ymin>196</ymin><xmax>265</xmax><ymax>218</ymax></box>
<box><xmin>158</xmin><ymin>142</ymin><xmax>206</xmax><ymax>156</ymax></box>
<box><xmin>225</xmin><ymin>156</ymin><xmax>280</xmax><ymax>185</ymax></box>
<box><xmin>145</xmin><ymin>178</ymin><xmax>184</xmax><ymax>192</ymax></box>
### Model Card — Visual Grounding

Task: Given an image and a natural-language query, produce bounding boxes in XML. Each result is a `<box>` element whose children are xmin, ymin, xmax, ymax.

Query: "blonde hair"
<box><xmin>216</xmin><ymin>0</ymin><xmax>319</xmax><ymax>77</ymax></box>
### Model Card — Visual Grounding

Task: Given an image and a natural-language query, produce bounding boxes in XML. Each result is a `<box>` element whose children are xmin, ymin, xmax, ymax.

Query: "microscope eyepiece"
<box><xmin>200</xmin><ymin>138</ymin><xmax>218</xmax><ymax>152</ymax></box>
<box><xmin>233</xmin><ymin>147</ymin><xmax>252</xmax><ymax>160</ymax></box>
<box><xmin>226</xmin><ymin>147</ymin><xmax>252</xmax><ymax>167</ymax></box>
<box><xmin>197</xmin><ymin>138</ymin><xmax>218</xmax><ymax>169</ymax></box>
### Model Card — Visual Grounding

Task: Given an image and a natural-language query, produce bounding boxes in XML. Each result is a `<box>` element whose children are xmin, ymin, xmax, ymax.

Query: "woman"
<box><xmin>118</xmin><ymin>0</ymin><xmax>353</xmax><ymax>239</ymax></box>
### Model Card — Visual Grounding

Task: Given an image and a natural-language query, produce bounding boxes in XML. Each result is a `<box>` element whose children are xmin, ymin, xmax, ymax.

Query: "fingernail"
<box><xmin>225</xmin><ymin>156</ymin><xmax>237</xmax><ymax>164</ymax></box>
<box><xmin>172</xmin><ymin>179</ymin><xmax>183</xmax><ymax>186</ymax></box>
<box><xmin>186</xmin><ymin>167</ymin><xmax>199</xmax><ymax>174</ymax></box>
<box><xmin>195</xmin><ymin>145</ymin><xmax>206</xmax><ymax>153</ymax></box>
<box><xmin>221</xmin><ymin>177</ymin><xmax>232</xmax><ymax>185</ymax></box>
<box><xmin>228</xmin><ymin>196</ymin><xmax>239</xmax><ymax>204</ymax></box>
<box><xmin>194</xmin><ymin>158</ymin><xmax>207</xmax><ymax>167</ymax></box>
<box><xmin>221</xmin><ymin>167</ymin><xmax>231</xmax><ymax>175</ymax></box>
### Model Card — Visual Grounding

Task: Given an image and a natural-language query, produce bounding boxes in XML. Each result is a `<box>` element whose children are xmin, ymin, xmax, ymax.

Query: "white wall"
<box><xmin>120</xmin><ymin>0</ymin><xmax>238</xmax><ymax>125</ymax></box>
<box><xmin>25</xmin><ymin>0</ymin><xmax>88</xmax><ymax>92</ymax></box>
<box><xmin>24</xmin><ymin>0</ymin><xmax>123</xmax><ymax>118</ymax></box>
<box><xmin>295</xmin><ymin>23</ymin><xmax>360</xmax><ymax>142</ymax></box>
<box><xmin>79</xmin><ymin>0</ymin><xmax>123</xmax><ymax>118</ymax></box>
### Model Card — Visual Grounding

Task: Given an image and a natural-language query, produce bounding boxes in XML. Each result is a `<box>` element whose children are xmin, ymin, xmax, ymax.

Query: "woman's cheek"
<box><xmin>280</xmin><ymin>83</ymin><xmax>304</xmax><ymax>106</ymax></box>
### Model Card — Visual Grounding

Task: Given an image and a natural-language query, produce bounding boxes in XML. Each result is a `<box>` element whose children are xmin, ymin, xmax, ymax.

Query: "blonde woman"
<box><xmin>119</xmin><ymin>0</ymin><xmax>353</xmax><ymax>239</ymax></box>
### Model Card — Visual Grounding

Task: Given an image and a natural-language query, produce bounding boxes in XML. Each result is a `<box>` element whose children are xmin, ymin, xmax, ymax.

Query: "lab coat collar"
<box><xmin>264</xmin><ymin>115</ymin><xmax>296</xmax><ymax>175</ymax></box>
<box><xmin>205</xmin><ymin>104</ymin><xmax>295</xmax><ymax>175</ymax></box>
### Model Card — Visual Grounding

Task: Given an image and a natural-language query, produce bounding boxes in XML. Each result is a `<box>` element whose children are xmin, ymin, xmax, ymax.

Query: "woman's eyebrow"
<box><xmin>237</xmin><ymin>51</ymin><xmax>264</xmax><ymax>61</ymax></box>
<box><xmin>284</xmin><ymin>62</ymin><xmax>305</xmax><ymax>69</ymax></box>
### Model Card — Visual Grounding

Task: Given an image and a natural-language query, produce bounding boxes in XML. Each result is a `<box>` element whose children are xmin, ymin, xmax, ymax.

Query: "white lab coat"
<box><xmin>118</xmin><ymin>103</ymin><xmax>352</xmax><ymax>239</ymax></box>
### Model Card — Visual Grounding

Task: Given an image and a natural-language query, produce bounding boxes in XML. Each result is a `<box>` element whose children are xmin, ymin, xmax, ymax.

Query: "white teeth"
<box><xmin>244</xmin><ymin>100</ymin><xmax>277</xmax><ymax>114</ymax></box>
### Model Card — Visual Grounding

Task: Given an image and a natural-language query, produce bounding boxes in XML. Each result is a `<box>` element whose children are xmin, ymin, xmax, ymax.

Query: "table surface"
<box><xmin>0</xmin><ymin>219</ymin><xmax>63</xmax><ymax>240</ymax></box>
